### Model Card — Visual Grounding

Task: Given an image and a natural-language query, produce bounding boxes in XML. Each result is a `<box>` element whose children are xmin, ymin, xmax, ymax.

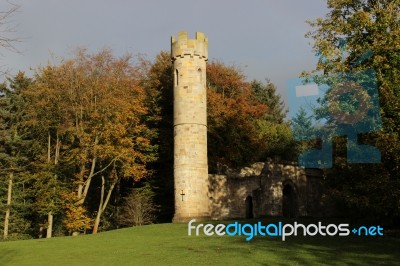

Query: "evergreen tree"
<box><xmin>251</xmin><ymin>80</ymin><xmax>293</xmax><ymax>159</ymax></box>
<box><xmin>291</xmin><ymin>107</ymin><xmax>316</xmax><ymax>141</ymax></box>
<box><xmin>141</xmin><ymin>51</ymin><xmax>174</xmax><ymax>222</ymax></box>
<box><xmin>0</xmin><ymin>72</ymin><xmax>34</xmax><ymax>240</ymax></box>
<box><xmin>251</xmin><ymin>80</ymin><xmax>286</xmax><ymax>123</ymax></box>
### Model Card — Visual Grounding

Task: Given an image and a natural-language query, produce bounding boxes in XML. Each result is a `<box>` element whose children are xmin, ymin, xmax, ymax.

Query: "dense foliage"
<box><xmin>305</xmin><ymin>0</ymin><xmax>400</xmax><ymax>224</ymax></box>
<box><xmin>0</xmin><ymin>49</ymin><xmax>288</xmax><ymax>238</ymax></box>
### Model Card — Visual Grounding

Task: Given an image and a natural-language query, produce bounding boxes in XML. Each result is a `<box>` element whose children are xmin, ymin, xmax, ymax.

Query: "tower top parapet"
<box><xmin>171</xmin><ymin>31</ymin><xmax>208</xmax><ymax>60</ymax></box>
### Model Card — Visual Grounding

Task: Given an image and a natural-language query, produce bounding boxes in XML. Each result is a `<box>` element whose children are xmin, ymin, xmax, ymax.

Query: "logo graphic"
<box><xmin>287</xmin><ymin>44</ymin><xmax>382</xmax><ymax>168</ymax></box>
<box><xmin>188</xmin><ymin>219</ymin><xmax>384</xmax><ymax>241</ymax></box>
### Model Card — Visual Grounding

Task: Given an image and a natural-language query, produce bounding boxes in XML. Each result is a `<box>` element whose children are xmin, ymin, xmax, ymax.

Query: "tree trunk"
<box><xmin>54</xmin><ymin>133</ymin><xmax>60</xmax><ymax>165</ymax></box>
<box><xmin>46</xmin><ymin>211</ymin><xmax>53</xmax><ymax>238</ymax></box>
<box><xmin>47</xmin><ymin>133</ymin><xmax>51</xmax><ymax>163</ymax></box>
<box><xmin>77</xmin><ymin>137</ymin><xmax>99</xmax><ymax>205</ymax></box>
<box><xmin>77</xmin><ymin>164</ymin><xmax>85</xmax><ymax>198</ymax></box>
<box><xmin>78</xmin><ymin>156</ymin><xmax>96</xmax><ymax>205</ymax></box>
<box><xmin>3</xmin><ymin>172</ymin><xmax>13</xmax><ymax>240</ymax></box>
<box><xmin>39</xmin><ymin>226</ymin><xmax>44</xmax><ymax>238</ymax></box>
<box><xmin>92</xmin><ymin>176</ymin><xmax>117</xmax><ymax>234</ymax></box>
<box><xmin>92</xmin><ymin>176</ymin><xmax>105</xmax><ymax>234</ymax></box>
<box><xmin>46</xmin><ymin>132</ymin><xmax>56</xmax><ymax>238</ymax></box>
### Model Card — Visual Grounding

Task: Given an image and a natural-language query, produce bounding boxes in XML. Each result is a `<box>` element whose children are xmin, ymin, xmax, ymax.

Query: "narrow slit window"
<box><xmin>175</xmin><ymin>69</ymin><xmax>179</xmax><ymax>86</ymax></box>
<box><xmin>198</xmin><ymin>68</ymin><xmax>202</xmax><ymax>83</ymax></box>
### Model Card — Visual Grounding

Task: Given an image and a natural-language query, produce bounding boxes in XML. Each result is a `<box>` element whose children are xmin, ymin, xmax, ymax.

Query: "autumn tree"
<box><xmin>22</xmin><ymin>63</ymin><xmax>71</xmax><ymax>238</ymax></box>
<box><xmin>305</xmin><ymin>0</ymin><xmax>400</xmax><ymax>222</ymax></box>
<box><xmin>206</xmin><ymin>61</ymin><xmax>269</xmax><ymax>169</ymax></box>
<box><xmin>25</xmin><ymin>48</ymin><xmax>157</xmax><ymax>234</ymax></box>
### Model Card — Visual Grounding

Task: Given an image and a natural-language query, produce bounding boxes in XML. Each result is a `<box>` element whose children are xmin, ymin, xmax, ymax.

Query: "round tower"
<box><xmin>171</xmin><ymin>32</ymin><xmax>210</xmax><ymax>222</ymax></box>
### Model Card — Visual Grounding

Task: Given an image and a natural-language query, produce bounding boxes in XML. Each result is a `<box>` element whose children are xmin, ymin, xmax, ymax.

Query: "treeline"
<box><xmin>301</xmin><ymin>0</ymin><xmax>400</xmax><ymax>226</ymax></box>
<box><xmin>0</xmin><ymin>49</ymin><xmax>290</xmax><ymax>239</ymax></box>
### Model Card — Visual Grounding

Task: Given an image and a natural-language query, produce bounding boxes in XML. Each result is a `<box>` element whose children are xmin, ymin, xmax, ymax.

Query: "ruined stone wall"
<box><xmin>208</xmin><ymin>160</ymin><xmax>323</xmax><ymax>220</ymax></box>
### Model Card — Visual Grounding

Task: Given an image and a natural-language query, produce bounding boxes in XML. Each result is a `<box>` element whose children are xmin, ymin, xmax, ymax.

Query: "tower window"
<box><xmin>175</xmin><ymin>69</ymin><xmax>179</xmax><ymax>86</ymax></box>
<box><xmin>198</xmin><ymin>68</ymin><xmax>202</xmax><ymax>83</ymax></box>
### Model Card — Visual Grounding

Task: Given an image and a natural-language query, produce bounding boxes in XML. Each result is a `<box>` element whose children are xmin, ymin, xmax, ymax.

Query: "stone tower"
<box><xmin>171</xmin><ymin>32</ymin><xmax>210</xmax><ymax>222</ymax></box>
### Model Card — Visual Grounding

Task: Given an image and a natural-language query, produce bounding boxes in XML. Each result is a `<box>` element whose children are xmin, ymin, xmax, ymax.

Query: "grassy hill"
<box><xmin>0</xmin><ymin>221</ymin><xmax>399</xmax><ymax>266</ymax></box>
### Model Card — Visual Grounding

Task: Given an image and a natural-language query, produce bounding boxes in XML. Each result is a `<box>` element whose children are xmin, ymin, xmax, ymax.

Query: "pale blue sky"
<box><xmin>0</xmin><ymin>0</ymin><xmax>329</xmax><ymax>103</ymax></box>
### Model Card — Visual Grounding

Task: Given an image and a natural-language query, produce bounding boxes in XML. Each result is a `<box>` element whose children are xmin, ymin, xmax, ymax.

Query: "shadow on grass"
<box><xmin>0</xmin><ymin>218</ymin><xmax>398</xmax><ymax>265</ymax></box>
<box><xmin>0</xmin><ymin>248</ymin><xmax>18</xmax><ymax>266</ymax></box>
<box><xmin>190</xmin><ymin>235</ymin><xmax>399</xmax><ymax>265</ymax></box>
<box><xmin>185</xmin><ymin>217</ymin><xmax>400</xmax><ymax>265</ymax></box>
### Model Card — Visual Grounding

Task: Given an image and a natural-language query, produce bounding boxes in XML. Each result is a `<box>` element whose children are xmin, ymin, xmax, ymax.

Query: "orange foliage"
<box><xmin>23</xmin><ymin>49</ymin><xmax>158</xmax><ymax>232</ymax></box>
<box><xmin>206</xmin><ymin>61</ymin><xmax>268</xmax><ymax>168</ymax></box>
<box><xmin>26</xmin><ymin>48</ymin><xmax>156</xmax><ymax>183</ymax></box>
<box><xmin>62</xmin><ymin>192</ymin><xmax>92</xmax><ymax>233</ymax></box>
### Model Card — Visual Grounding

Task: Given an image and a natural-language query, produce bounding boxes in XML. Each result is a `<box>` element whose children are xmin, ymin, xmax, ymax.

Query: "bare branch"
<box><xmin>91</xmin><ymin>156</ymin><xmax>120</xmax><ymax>178</ymax></box>
<box><xmin>0</xmin><ymin>1</ymin><xmax>21</xmax><ymax>75</ymax></box>
<box><xmin>0</xmin><ymin>1</ymin><xmax>20</xmax><ymax>52</ymax></box>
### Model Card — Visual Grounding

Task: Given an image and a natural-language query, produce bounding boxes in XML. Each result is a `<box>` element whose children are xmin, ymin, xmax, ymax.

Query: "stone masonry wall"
<box><xmin>172</xmin><ymin>32</ymin><xmax>210</xmax><ymax>222</ymax></box>
<box><xmin>208</xmin><ymin>159</ymin><xmax>323</xmax><ymax>220</ymax></box>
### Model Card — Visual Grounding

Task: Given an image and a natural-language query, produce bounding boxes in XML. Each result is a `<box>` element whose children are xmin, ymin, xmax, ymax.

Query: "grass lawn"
<box><xmin>0</xmin><ymin>219</ymin><xmax>399</xmax><ymax>266</ymax></box>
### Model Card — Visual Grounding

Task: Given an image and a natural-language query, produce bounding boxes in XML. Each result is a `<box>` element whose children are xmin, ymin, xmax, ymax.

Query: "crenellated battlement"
<box><xmin>171</xmin><ymin>31</ymin><xmax>208</xmax><ymax>60</ymax></box>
